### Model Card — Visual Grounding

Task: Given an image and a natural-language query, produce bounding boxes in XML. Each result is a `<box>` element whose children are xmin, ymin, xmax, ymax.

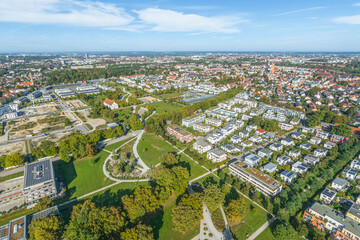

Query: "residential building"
<box><xmin>167</xmin><ymin>124</ymin><xmax>193</xmax><ymax>143</ymax></box>
<box><xmin>300</xmin><ymin>142</ymin><xmax>312</xmax><ymax>150</ymax></box>
<box><xmin>303</xmin><ymin>154</ymin><xmax>320</xmax><ymax>165</ymax></box>
<box><xmin>280</xmin><ymin>170</ymin><xmax>297</xmax><ymax>183</ymax></box>
<box><xmin>277</xmin><ymin>155</ymin><xmax>292</xmax><ymax>166</ymax></box>
<box><xmin>205</xmin><ymin>117</ymin><xmax>222</xmax><ymax>127</ymax></box>
<box><xmin>230</xmin><ymin>135</ymin><xmax>242</xmax><ymax>144</ymax></box>
<box><xmin>193</xmin><ymin>123</ymin><xmax>213</xmax><ymax>133</ymax></box>
<box><xmin>279</xmin><ymin>122</ymin><xmax>294</xmax><ymax>131</ymax></box>
<box><xmin>350</xmin><ymin>160</ymin><xmax>360</xmax><ymax>171</ymax></box>
<box><xmin>229</xmin><ymin>161</ymin><xmax>282</xmax><ymax>197</ymax></box>
<box><xmin>288</xmin><ymin>148</ymin><xmax>301</xmax><ymax>158</ymax></box>
<box><xmin>182</xmin><ymin>113</ymin><xmax>206</xmax><ymax>127</ymax></box>
<box><xmin>319</xmin><ymin>188</ymin><xmax>337</xmax><ymax>204</ymax></box>
<box><xmin>330</xmin><ymin>134</ymin><xmax>346</xmax><ymax>144</ymax></box>
<box><xmin>261</xmin><ymin>163</ymin><xmax>277</xmax><ymax>173</ymax></box>
<box><xmin>249</xmin><ymin>135</ymin><xmax>262</xmax><ymax>143</ymax></box>
<box><xmin>258</xmin><ymin>148</ymin><xmax>273</xmax><ymax>159</ymax></box>
<box><xmin>246</xmin><ymin>124</ymin><xmax>257</xmax><ymax>132</ymax></box>
<box><xmin>241</xmin><ymin>140</ymin><xmax>253</xmax><ymax>148</ymax></box>
<box><xmin>331</xmin><ymin>177</ymin><xmax>349</xmax><ymax>192</ymax></box>
<box><xmin>314</xmin><ymin>148</ymin><xmax>328</xmax><ymax>158</ymax></box>
<box><xmin>292</xmin><ymin>162</ymin><xmax>310</xmax><ymax>175</ymax></box>
<box><xmin>291</xmin><ymin>132</ymin><xmax>304</xmax><ymax>139</ymax></box>
<box><xmin>269</xmin><ymin>143</ymin><xmax>283</xmax><ymax>152</ymax></box>
<box><xmin>303</xmin><ymin>202</ymin><xmax>360</xmax><ymax>240</ymax></box>
<box><xmin>309</xmin><ymin>137</ymin><xmax>322</xmax><ymax>145</ymax></box>
<box><xmin>324</xmin><ymin>141</ymin><xmax>337</xmax><ymax>149</ymax></box>
<box><xmin>193</xmin><ymin>139</ymin><xmax>212</xmax><ymax>154</ymax></box>
<box><xmin>243</xmin><ymin>153</ymin><xmax>261</xmax><ymax>167</ymax></box>
<box><xmin>281</xmin><ymin>138</ymin><xmax>295</xmax><ymax>146</ymax></box>
<box><xmin>346</xmin><ymin>203</ymin><xmax>360</xmax><ymax>224</ymax></box>
<box><xmin>238</xmin><ymin>130</ymin><xmax>249</xmax><ymax>138</ymax></box>
<box><xmin>316</xmin><ymin>130</ymin><xmax>330</xmax><ymax>140</ymax></box>
<box><xmin>207</xmin><ymin>148</ymin><xmax>227</xmax><ymax>163</ymax></box>
<box><xmin>342</xmin><ymin>168</ymin><xmax>358</xmax><ymax>181</ymax></box>
<box><xmin>103</xmin><ymin>98</ymin><xmax>119</xmax><ymax>110</ymax></box>
<box><xmin>221</xmin><ymin>144</ymin><xmax>241</xmax><ymax>153</ymax></box>
<box><xmin>23</xmin><ymin>159</ymin><xmax>58</xmax><ymax>205</ymax></box>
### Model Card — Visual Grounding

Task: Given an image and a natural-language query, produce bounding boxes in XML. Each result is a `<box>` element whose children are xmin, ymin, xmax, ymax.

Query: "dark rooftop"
<box><xmin>24</xmin><ymin>159</ymin><xmax>54</xmax><ymax>188</ymax></box>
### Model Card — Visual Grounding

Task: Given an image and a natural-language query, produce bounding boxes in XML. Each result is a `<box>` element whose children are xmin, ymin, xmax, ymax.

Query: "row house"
<box><xmin>193</xmin><ymin>123</ymin><xmax>213</xmax><ymax>133</ymax></box>
<box><xmin>205</xmin><ymin>117</ymin><xmax>222</xmax><ymax>127</ymax></box>
<box><xmin>303</xmin><ymin>202</ymin><xmax>360</xmax><ymax>240</ymax></box>
<box><xmin>167</xmin><ymin>124</ymin><xmax>194</xmax><ymax>143</ymax></box>
<box><xmin>182</xmin><ymin>113</ymin><xmax>206</xmax><ymax>127</ymax></box>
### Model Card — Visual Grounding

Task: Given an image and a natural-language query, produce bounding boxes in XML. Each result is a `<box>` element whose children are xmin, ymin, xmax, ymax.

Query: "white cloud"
<box><xmin>0</xmin><ymin>0</ymin><xmax>134</xmax><ymax>27</ymax></box>
<box><xmin>354</xmin><ymin>3</ymin><xmax>360</xmax><ymax>6</ymax></box>
<box><xmin>135</xmin><ymin>8</ymin><xmax>245</xmax><ymax>33</ymax></box>
<box><xmin>334</xmin><ymin>15</ymin><xmax>360</xmax><ymax>24</ymax></box>
<box><xmin>273</xmin><ymin>7</ymin><xmax>325</xmax><ymax>16</ymax></box>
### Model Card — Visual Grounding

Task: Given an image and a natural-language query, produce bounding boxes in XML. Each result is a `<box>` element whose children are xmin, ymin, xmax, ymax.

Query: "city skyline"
<box><xmin>1</xmin><ymin>0</ymin><xmax>360</xmax><ymax>52</ymax></box>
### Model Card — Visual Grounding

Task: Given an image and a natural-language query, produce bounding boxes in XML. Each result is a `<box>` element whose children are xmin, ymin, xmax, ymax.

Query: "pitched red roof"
<box><xmin>104</xmin><ymin>98</ymin><xmax>115</xmax><ymax>106</ymax></box>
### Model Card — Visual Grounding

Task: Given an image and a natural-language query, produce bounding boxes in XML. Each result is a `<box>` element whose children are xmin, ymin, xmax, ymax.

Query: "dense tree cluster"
<box><xmin>33</xmin><ymin>140</ymin><xmax>58</xmax><ymax>159</ymax></box>
<box><xmin>0</xmin><ymin>152</ymin><xmax>24</xmax><ymax>168</ymax></box>
<box><xmin>330</xmin><ymin>124</ymin><xmax>353</xmax><ymax>137</ymax></box>
<box><xmin>28</xmin><ymin>215</ymin><xmax>64</xmax><ymax>240</ymax></box>
<box><xmin>248</xmin><ymin>116</ymin><xmax>280</xmax><ymax>132</ymax></box>
<box><xmin>306</xmin><ymin>110</ymin><xmax>350</xmax><ymax>127</ymax></box>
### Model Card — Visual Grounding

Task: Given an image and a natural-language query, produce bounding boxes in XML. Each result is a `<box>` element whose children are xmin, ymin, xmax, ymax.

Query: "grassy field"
<box><xmin>137</xmin><ymin>133</ymin><xmax>177</xmax><ymax>167</ymax></box>
<box><xmin>255</xmin><ymin>226</ymin><xmax>276</xmax><ymax>240</ymax></box>
<box><xmin>103</xmin><ymin>137</ymin><xmax>135</xmax><ymax>152</ymax></box>
<box><xmin>178</xmin><ymin>154</ymin><xmax>207</xmax><ymax>180</ymax></box>
<box><xmin>149</xmin><ymin>196</ymin><xmax>199</xmax><ymax>240</ymax></box>
<box><xmin>0</xmin><ymin>171</ymin><xmax>23</xmax><ymax>183</ymax></box>
<box><xmin>149</xmin><ymin>101</ymin><xmax>182</xmax><ymax>114</ymax></box>
<box><xmin>54</xmin><ymin>149</ymin><xmax>113</xmax><ymax>201</ymax></box>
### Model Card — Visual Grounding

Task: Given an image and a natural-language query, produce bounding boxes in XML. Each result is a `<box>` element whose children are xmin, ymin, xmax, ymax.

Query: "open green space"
<box><xmin>178</xmin><ymin>154</ymin><xmax>207</xmax><ymax>180</ymax></box>
<box><xmin>148</xmin><ymin>196</ymin><xmax>199</xmax><ymax>240</ymax></box>
<box><xmin>148</xmin><ymin>101</ymin><xmax>182</xmax><ymax>114</ymax></box>
<box><xmin>103</xmin><ymin>137</ymin><xmax>135</xmax><ymax>152</ymax></box>
<box><xmin>0</xmin><ymin>171</ymin><xmax>24</xmax><ymax>183</ymax></box>
<box><xmin>54</xmin><ymin>149</ymin><xmax>112</xmax><ymax>201</ymax></box>
<box><xmin>137</xmin><ymin>133</ymin><xmax>177</xmax><ymax>167</ymax></box>
<box><xmin>255</xmin><ymin>226</ymin><xmax>276</xmax><ymax>240</ymax></box>
<box><xmin>113</xmin><ymin>107</ymin><xmax>133</xmax><ymax>119</ymax></box>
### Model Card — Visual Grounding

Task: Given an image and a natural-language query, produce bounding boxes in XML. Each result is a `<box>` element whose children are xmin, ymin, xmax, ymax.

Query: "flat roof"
<box><xmin>233</xmin><ymin>161</ymin><xmax>281</xmax><ymax>189</ymax></box>
<box><xmin>24</xmin><ymin>159</ymin><xmax>54</xmax><ymax>188</ymax></box>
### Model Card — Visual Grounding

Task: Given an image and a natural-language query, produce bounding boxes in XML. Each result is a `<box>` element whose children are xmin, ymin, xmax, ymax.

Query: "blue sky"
<box><xmin>0</xmin><ymin>0</ymin><xmax>360</xmax><ymax>52</ymax></box>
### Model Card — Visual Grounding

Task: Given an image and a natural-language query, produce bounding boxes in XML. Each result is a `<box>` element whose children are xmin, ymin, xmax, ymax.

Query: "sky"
<box><xmin>0</xmin><ymin>0</ymin><xmax>360</xmax><ymax>52</ymax></box>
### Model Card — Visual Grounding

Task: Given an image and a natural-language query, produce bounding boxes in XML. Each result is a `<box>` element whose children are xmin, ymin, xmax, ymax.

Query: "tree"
<box><xmin>203</xmin><ymin>184</ymin><xmax>225</xmax><ymax>213</ymax></box>
<box><xmin>64</xmin><ymin>200</ymin><xmax>125</xmax><ymax>240</ymax></box>
<box><xmin>172</xmin><ymin>205</ymin><xmax>201</xmax><ymax>234</ymax></box>
<box><xmin>5</xmin><ymin>152</ymin><xmax>24</xmax><ymax>167</ymax></box>
<box><xmin>307</xmin><ymin>115</ymin><xmax>321</xmax><ymax>128</ymax></box>
<box><xmin>129</xmin><ymin>114</ymin><xmax>144</xmax><ymax>130</ymax></box>
<box><xmin>120</xmin><ymin>223</ymin><xmax>154</xmax><ymax>240</ymax></box>
<box><xmin>160</xmin><ymin>152</ymin><xmax>179</xmax><ymax>166</ymax></box>
<box><xmin>64</xmin><ymin>118</ymin><xmax>72</xmax><ymax>126</ymax></box>
<box><xmin>39</xmin><ymin>140</ymin><xmax>58</xmax><ymax>156</ymax></box>
<box><xmin>34</xmin><ymin>196</ymin><xmax>53</xmax><ymax>212</ymax></box>
<box><xmin>28</xmin><ymin>215</ymin><xmax>63</xmax><ymax>240</ymax></box>
<box><xmin>151</xmin><ymin>165</ymin><xmax>189</xmax><ymax>196</ymax></box>
<box><xmin>330</xmin><ymin>124</ymin><xmax>353</xmax><ymax>137</ymax></box>
<box><xmin>225</xmin><ymin>197</ymin><xmax>247</xmax><ymax>223</ymax></box>
<box><xmin>273</xmin><ymin>224</ymin><xmax>298</xmax><ymax>240</ymax></box>
<box><xmin>59</xmin><ymin>149</ymin><xmax>71</xmax><ymax>162</ymax></box>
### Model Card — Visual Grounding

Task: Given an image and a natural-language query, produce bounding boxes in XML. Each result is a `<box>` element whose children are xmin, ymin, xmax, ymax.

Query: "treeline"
<box><xmin>0</xmin><ymin>152</ymin><xmax>24</xmax><ymax>169</ymax></box>
<box><xmin>306</xmin><ymin>110</ymin><xmax>349</xmax><ymax>127</ymax></box>
<box><xmin>28</xmin><ymin>152</ymin><xmax>190</xmax><ymax>240</ymax></box>
<box><xmin>45</xmin><ymin>65</ymin><xmax>163</xmax><ymax>85</ymax></box>
<box><xmin>248</xmin><ymin>116</ymin><xmax>280</xmax><ymax>132</ymax></box>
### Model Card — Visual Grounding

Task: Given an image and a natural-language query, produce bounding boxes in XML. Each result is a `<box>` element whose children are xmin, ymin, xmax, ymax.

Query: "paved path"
<box><xmin>220</xmin><ymin>205</ymin><xmax>232</xmax><ymax>240</ymax></box>
<box><xmin>132</xmin><ymin>129</ymin><xmax>150</xmax><ymax>172</ymax></box>
<box><xmin>103</xmin><ymin>137</ymin><xmax>140</xmax><ymax>182</ymax></box>
<box><xmin>58</xmin><ymin>178</ymin><xmax>150</xmax><ymax>208</ymax></box>
<box><xmin>200</xmin><ymin>204</ymin><xmax>225</xmax><ymax>240</ymax></box>
<box><xmin>0</xmin><ymin>166</ymin><xmax>24</xmax><ymax>178</ymax></box>
<box><xmin>247</xmin><ymin>217</ymin><xmax>276</xmax><ymax>240</ymax></box>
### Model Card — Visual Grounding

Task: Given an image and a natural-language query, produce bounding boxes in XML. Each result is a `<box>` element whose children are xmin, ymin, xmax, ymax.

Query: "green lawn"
<box><xmin>103</xmin><ymin>137</ymin><xmax>135</xmax><ymax>152</ymax></box>
<box><xmin>54</xmin><ymin>150</ymin><xmax>113</xmax><ymax>201</ymax></box>
<box><xmin>137</xmin><ymin>133</ymin><xmax>177</xmax><ymax>167</ymax></box>
<box><xmin>157</xmin><ymin>92</ymin><xmax>183</xmax><ymax>99</ymax></box>
<box><xmin>149</xmin><ymin>101</ymin><xmax>182</xmax><ymax>114</ymax></box>
<box><xmin>255</xmin><ymin>226</ymin><xmax>276</xmax><ymax>240</ymax></box>
<box><xmin>151</xmin><ymin>196</ymin><xmax>199</xmax><ymax>240</ymax></box>
<box><xmin>0</xmin><ymin>171</ymin><xmax>23</xmax><ymax>183</ymax></box>
<box><xmin>178</xmin><ymin>154</ymin><xmax>207</xmax><ymax>180</ymax></box>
